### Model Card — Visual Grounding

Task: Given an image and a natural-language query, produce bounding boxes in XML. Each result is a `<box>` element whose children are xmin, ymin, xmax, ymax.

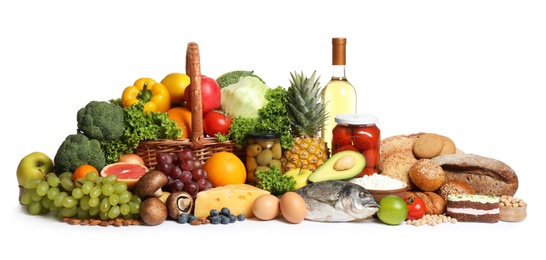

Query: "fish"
<box><xmin>294</xmin><ymin>180</ymin><xmax>380</xmax><ymax>222</ymax></box>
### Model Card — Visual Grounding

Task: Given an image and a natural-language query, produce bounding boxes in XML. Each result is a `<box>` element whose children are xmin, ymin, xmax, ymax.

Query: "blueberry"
<box><xmin>237</xmin><ymin>213</ymin><xmax>246</xmax><ymax>221</ymax></box>
<box><xmin>229</xmin><ymin>214</ymin><xmax>237</xmax><ymax>223</ymax></box>
<box><xmin>187</xmin><ymin>214</ymin><xmax>198</xmax><ymax>223</ymax></box>
<box><xmin>220</xmin><ymin>207</ymin><xmax>230</xmax><ymax>216</ymax></box>
<box><xmin>220</xmin><ymin>215</ymin><xmax>230</xmax><ymax>224</ymax></box>
<box><xmin>177</xmin><ymin>213</ymin><xmax>189</xmax><ymax>224</ymax></box>
<box><xmin>210</xmin><ymin>215</ymin><xmax>221</xmax><ymax>224</ymax></box>
<box><xmin>210</xmin><ymin>209</ymin><xmax>220</xmax><ymax>217</ymax></box>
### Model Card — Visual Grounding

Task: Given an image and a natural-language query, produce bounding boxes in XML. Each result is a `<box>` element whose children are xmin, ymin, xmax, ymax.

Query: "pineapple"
<box><xmin>281</xmin><ymin>71</ymin><xmax>329</xmax><ymax>172</ymax></box>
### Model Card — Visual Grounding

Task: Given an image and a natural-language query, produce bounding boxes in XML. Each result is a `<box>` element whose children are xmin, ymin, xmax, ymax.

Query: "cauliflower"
<box><xmin>53</xmin><ymin>133</ymin><xmax>106</xmax><ymax>175</ymax></box>
<box><xmin>77</xmin><ymin>100</ymin><xmax>124</xmax><ymax>141</ymax></box>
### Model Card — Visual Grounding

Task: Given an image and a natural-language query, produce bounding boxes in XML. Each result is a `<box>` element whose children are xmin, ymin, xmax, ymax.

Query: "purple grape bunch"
<box><xmin>155</xmin><ymin>149</ymin><xmax>213</xmax><ymax>199</ymax></box>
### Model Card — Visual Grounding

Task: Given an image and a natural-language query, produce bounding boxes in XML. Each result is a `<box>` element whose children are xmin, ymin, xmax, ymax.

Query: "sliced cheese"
<box><xmin>194</xmin><ymin>184</ymin><xmax>270</xmax><ymax>218</ymax></box>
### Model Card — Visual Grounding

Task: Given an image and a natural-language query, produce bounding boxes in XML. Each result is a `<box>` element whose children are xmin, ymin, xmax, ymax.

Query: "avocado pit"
<box><xmin>333</xmin><ymin>154</ymin><xmax>356</xmax><ymax>171</ymax></box>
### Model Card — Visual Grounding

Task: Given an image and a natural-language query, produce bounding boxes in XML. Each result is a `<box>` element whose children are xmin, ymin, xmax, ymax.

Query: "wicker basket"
<box><xmin>136</xmin><ymin>42</ymin><xmax>245</xmax><ymax>169</ymax></box>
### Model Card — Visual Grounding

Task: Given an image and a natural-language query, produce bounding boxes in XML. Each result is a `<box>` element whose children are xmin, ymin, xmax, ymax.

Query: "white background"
<box><xmin>1</xmin><ymin>0</ymin><xmax>544</xmax><ymax>259</ymax></box>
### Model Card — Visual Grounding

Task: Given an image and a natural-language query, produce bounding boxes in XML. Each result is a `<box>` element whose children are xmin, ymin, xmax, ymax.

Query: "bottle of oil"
<box><xmin>321</xmin><ymin>37</ymin><xmax>357</xmax><ymax>151</ymax></box>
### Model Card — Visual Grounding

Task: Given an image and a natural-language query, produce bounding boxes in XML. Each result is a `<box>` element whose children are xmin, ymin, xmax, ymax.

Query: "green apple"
<box><xmin>284</xmin><ymin>168</ymin><xmax>313</xmax><ymax>190</ymax></box>
<box><xmin>16</xmin><ymin>151</ymin><xmax>54</xmax><ymax>187</ymax></box>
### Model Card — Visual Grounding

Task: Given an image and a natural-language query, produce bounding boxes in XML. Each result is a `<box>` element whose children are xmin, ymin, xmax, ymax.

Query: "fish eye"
<box><xmin>358</xmin><ymin>191</ymin><xmax>365</xmax><ymax>198</ymax></box>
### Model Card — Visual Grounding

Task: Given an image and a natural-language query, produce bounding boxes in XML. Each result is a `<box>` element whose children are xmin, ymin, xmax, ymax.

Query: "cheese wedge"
<box><xmin>194</xmin><ymin>184</ymin><xmax>270</xmax><ymax>218</ymax></box>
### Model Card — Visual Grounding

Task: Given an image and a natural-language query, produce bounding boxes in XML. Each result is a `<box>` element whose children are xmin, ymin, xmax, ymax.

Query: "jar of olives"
<box><xmin>245</xmin><ymin>132</ymin><xmax>282</xmax><ymax>185</ymax></box>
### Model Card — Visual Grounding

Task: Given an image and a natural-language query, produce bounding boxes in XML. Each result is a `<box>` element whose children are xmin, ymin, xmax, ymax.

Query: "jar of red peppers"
<box><xmin>331</xmin><ymin>114</ymin><xmax>380</xmax><ymax>177</ymax></box>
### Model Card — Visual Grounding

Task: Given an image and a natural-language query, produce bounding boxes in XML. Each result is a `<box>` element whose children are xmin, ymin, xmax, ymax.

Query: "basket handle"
<box><xmin>186</xmin><ymin>42</ymin><xmax>205</xmax><ymax>150</ymax></box>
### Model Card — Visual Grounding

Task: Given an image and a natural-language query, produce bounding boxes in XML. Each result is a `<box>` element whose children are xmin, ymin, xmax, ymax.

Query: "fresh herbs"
<box><xmin>101</xmin><ymin>99</ymin><xmax>182</xmax><ymax>164</ymax></box>
<box><xmin>255</xmin><ymin>165</ymin><xmax>296</xmax><ymax>196</ymax></box>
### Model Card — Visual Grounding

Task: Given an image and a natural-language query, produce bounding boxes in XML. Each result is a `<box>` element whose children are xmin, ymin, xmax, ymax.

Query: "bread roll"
<box><xmin>409</xmin><ymin>159</ymin><xmax>445</xmax><ymax>192</ymax></box>
<box><xmin>438</xmin><ymin>180</ymin><xmax>475</xmax><ymax>201</ymax></box>
<box><xmin>431</xmin><ymin>154</ymin><xmax>518</xmax><ymax>196</ymax></box>
<box><xmin>379</xmin><ymin>152</ymin><xmax>417</xmax><ymax>190</ymax></box>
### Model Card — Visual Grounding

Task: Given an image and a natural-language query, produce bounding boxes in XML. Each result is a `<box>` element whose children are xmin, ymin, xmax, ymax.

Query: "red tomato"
<box><xmin>332</xmin><ymin>125</ymin><xmax>353</xmax><ymax>147</ymax></box>
<box><xmin>203</xmin><ymin>110</ymin><xmax>232</xmax><ymax>137</ymax></box>
<box><xmin>404</xmin><ymin>196</ymin><xmax>426</xmax><ymax>220</ymax></box>
<box><xmin>361</xmin><ymin>148</ymin><xmax>378</xmax><ymax>168</ymax></box>
<box><xmin>332</xmin><ymin>144</ymin><xmax>359</xmax><ymax>155</ymax></box>
<box><xmin>352</xmin><ymin>125</ymin><xmax>380</xmax><ymax>151</ymax></box>
<box><xmin>358</xmin><ymin>167</ymin><xmax>377</xmax><ymax>177</ymax></box>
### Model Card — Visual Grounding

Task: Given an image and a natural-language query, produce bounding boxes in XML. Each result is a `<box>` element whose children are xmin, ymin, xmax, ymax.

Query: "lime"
<box><xmin>376</xmin><ymin>195</ymin><xmax>408</xmax><ymax>225</ymax></box>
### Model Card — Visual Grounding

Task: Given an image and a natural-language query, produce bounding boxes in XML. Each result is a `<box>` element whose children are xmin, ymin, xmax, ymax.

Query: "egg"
<box><xmin>252</xmin><ymin>194</ymin><xmax>280</xmax><ymax>220</ymax></box>
<box><xmin>279</xmin><ymin>191</ymin><xmax>307</xmax><ymax>224</ymax></box>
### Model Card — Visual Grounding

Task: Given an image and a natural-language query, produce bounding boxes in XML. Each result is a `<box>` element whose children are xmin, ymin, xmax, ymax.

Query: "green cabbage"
<box><xmin>220</xmin><ymin>76</ymin><xmax>270</xmax><ymax>119</ymax></box>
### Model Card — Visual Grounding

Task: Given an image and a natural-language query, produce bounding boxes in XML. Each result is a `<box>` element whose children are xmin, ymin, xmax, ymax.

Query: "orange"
<box><xmin>161</xmin><ymin>72</ymin><xmax>191</xmax><ymax>104</ymax></box>
<box><xmin>167</xmin><ymin>107</ymin><xmax>192</xmax><ymax>139</ymax></box>
<box><xmin>203</xmin><ymin>152</ymin><xmax>246</xmax><ymax>187</ymax></box>
<box><xmin>73</xmin><ymin>164</ymin><xmax>98</xmax><ymax>182</ymax></box>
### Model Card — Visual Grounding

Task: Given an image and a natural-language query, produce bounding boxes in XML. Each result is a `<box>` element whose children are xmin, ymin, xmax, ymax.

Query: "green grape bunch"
<box><xmin>20</xmin><ymin>171</ymin><xmax>142</xmax><ymax>221</ymax></box>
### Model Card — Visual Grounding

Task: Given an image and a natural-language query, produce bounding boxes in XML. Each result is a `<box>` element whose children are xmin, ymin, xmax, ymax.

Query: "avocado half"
<box><xmin>308</xmin><ymin>150</ymin><xmax>366</xmax><ymax>183</ymax></box>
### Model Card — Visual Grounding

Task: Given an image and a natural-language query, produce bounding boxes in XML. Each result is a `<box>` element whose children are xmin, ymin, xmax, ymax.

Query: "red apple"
<box><xmin>184</xmin><ymin>75</ymin><xmax>221</xmax><ymax>115</ymax></box>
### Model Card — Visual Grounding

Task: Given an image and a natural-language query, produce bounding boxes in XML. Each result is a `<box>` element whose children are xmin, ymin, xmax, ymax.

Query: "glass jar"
<box><xmin>245</xmin><ymin>132</ymin><xmax>282</xmax><ymax>185</ymax></box>
<box><xmin>332</xmin><ymin>114</ymin><xmax>380</xmax><ymax>176</ymax></box>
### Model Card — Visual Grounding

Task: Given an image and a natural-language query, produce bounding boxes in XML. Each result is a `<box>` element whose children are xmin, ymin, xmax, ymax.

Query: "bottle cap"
<box><xmin>332</xmin><ymin>37</ymin><xmax>347</xmax><ymax>65</ymax></box>
<box><xmin>335</xmin><ymin>114</ymin><xmax>379</xmax><ymax>125</ymax></box>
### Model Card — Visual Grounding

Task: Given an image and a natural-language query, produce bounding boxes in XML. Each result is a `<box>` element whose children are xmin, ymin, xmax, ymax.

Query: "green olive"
<box><xmin>246</xmin><ymin>157</ymin><xmax>257</xmax><ymax>173</ymax></box>
<box><xmin>271</xmin><ymin>142</ymin><xmax>282</xmax><ymax>159</ymax></box>
<box><xmin>256</xmin><ymin>149</ymin><xmax>273</xmax><ymax>166</ymax></box>
<box><xmin>257</xmin><ymin>139</ymin><xmax>275</xmax><ymax>149</ymax></box>
<box><xmin>246</xmin><ymin>144</ymin><xmax>262</xmax><ymax>157</ymax></box>
<box><xmin>268</xmin><ymin>159</ymin><xmax>282</xmax><ymax>169</ymax></box>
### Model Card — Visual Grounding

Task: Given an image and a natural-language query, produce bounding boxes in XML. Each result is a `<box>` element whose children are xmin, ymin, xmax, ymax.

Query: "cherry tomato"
<box><xmin>203</xmin><ymin>110</ymin><xmax>232</xmax><ymax>137</ymax></box>
<box><xmin>361</xmin><ymin>148</ymin><xmax>379</xmax><ymax>168</ymax></box>
<box><xmin>404</xmin><ymin>196</ymin><xmax>426</xmax><ymax>220</ymax></box>
<box><xmin>352</xmin><ymin>125</ymin><xmax>380</xmax><ymax>151</ymax></box>
<box><xmin>358</xmin><ymin>167</ymin><xmax>377</xmax><ymax>177</ymax></box>
<box><xmin>332</xmin><ymin>125</ymin><xmax>353</xmax><ymax>147</ymax></box>
<box><xmin>332</xmin><ymin>144</ymin><xmax>359</xmax><ymax>155</ymax></box>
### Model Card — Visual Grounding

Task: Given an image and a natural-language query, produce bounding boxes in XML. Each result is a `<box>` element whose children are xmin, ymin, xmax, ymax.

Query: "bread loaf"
<box><xmin>431</xmin><ymin>154</ymin><xmax>518</xmax><ymax>196</ymax></box>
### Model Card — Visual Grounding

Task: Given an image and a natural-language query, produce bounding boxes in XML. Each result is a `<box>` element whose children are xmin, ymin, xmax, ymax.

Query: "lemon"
<box><xmin>161</xmin><ymin>72</ymin><xmax>190</xmax><ymax>104</ymax></box>
<box><xmin>376</xmin><ymin>195</ymin><xmax>408</xmax><ymax>225</ymax></box>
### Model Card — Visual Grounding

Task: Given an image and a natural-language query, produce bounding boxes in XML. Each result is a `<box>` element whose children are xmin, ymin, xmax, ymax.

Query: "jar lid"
<box><xmin>335</xmin><ymin>114</ymin><xmax>379</xmax><ymax>125</ymax></box>
<box><xmin>247</xmin><ymin>131</ymin><xmax>281</xmax><ymax>139</ymax></box>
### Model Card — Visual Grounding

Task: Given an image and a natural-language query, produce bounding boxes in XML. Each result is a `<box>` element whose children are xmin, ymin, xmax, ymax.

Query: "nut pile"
<box><xmin>406</xmin><ymin>214</ymin><xmax>457</xmax><ymax>226</ymax></box>
<box><xmin>62</xmin><ymin>217</ymin><xmax>143</xmax><ymax>227</ymax></box>
<box><xmin>499</xmin><ymin>195</ymin><xmax>526</xmax><ymax>208</ymax></box>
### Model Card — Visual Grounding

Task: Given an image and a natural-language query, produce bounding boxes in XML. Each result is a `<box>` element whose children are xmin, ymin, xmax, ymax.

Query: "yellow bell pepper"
<box><xmin>122</xmin><ymin>78</ymin><xmax>171</xmax><ymax>113</ymax></box>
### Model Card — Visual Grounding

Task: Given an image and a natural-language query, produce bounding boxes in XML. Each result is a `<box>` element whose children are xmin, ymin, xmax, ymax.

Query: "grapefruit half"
<box><xmin>100</xmin><ymin>162</ymin><xmax>149</xmax><ymax>191</ymax></box>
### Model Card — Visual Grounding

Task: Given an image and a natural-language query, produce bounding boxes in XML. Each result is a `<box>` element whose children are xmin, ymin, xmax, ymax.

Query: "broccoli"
<box><xmin>77</xmin><ymin>100</ymin><xmax>124</xmax><ymax>141</ymax></box>
<box><xmin>53</xmin><ymin>133</ymin><xmax>106</xmax><ymax>175</ymax></box>
<box><xmin>215</xmin><ymin>70</ymin><xmax>265</xmax><ymax>89</ymax></box>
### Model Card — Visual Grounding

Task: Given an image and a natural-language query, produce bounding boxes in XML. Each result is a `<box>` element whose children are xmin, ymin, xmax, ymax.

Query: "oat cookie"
<box><xmin>439</xmin><ymin>135</ymin><xmax>456</xmax><ymax>155</ymax></box>
<box><xmin>412</xmin><ymin>133</ymin><xmax>444</xmax><ymax>159</ymax></box>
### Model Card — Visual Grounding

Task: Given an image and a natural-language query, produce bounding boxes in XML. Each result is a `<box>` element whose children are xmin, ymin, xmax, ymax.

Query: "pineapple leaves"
<box><xmin>287</xmin><ymin>71</ymin><xmax>328</xmax><ymax>136</ymax></box>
